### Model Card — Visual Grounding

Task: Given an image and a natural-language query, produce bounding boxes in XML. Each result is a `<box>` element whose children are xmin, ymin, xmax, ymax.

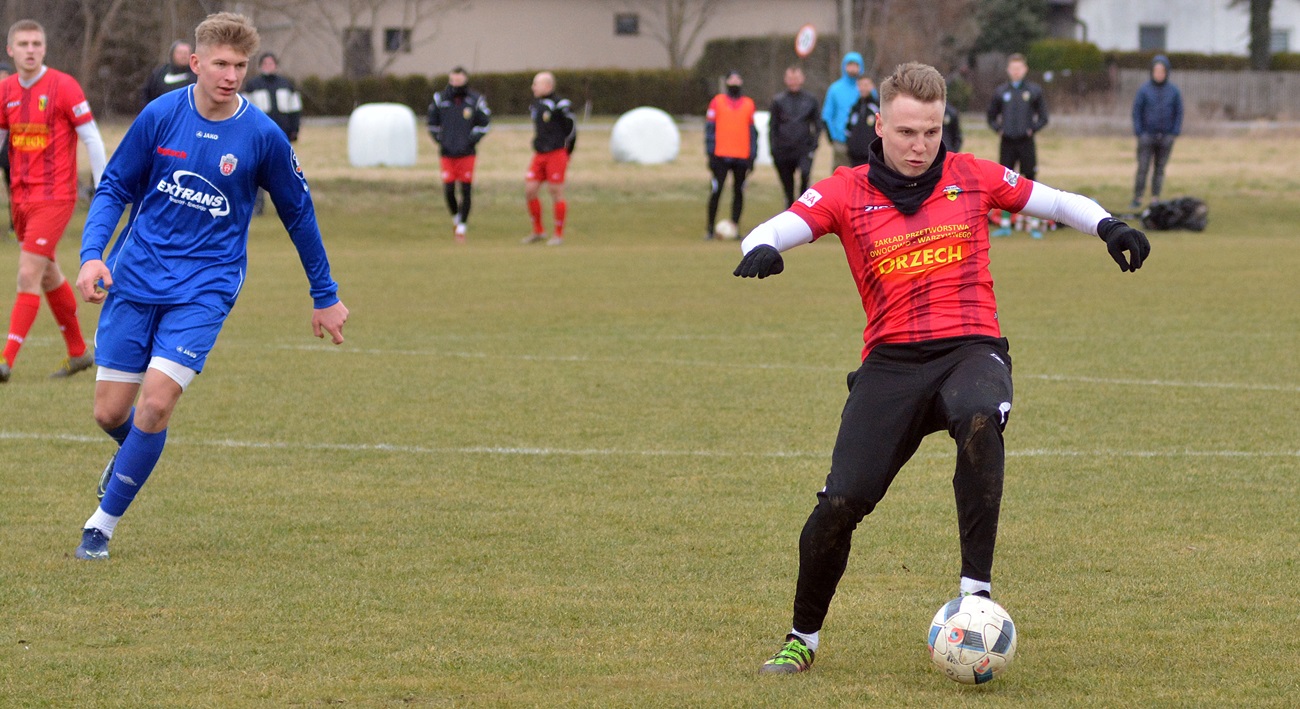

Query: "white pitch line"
<box><xmin>2</xmin><ymin>431</ymin><xmax>1296</xmax><ymax>460</ymax></box>
<box><xmin>263</xmin><ymin>343</ymin><xmax>1300</xmax><ymax>392</ymax></box>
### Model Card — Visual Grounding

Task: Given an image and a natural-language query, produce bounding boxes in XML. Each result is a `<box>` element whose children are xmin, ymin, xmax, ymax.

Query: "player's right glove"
<box><xmin>1096</xmin><ymin>217</ymin><xmax>1150</xmax><ymax>272</ymax></box>
<box><xmin>733</xmin><ymin>245</ymin><xmax>784</xmax><ymax>279</ymax></box>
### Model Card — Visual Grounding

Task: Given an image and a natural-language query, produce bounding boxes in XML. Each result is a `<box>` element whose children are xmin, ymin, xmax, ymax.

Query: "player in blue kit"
<box><xmin>72</xmin><ymin>12</ymin><xmax>349</xmax><ymax>560</ymax></box>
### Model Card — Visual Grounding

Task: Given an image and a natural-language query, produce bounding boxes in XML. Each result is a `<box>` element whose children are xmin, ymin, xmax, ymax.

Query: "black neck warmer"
<box><xmin>866</xmin><ymin>137</ymin><xmax>947</xmax><ymax>215</ymax></box>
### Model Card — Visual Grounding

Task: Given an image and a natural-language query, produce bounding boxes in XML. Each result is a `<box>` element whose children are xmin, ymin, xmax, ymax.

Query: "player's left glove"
<box><xmin>733</xmin><ymin>245</ymin><xmax>784</xmax><ymax>279</ymax></box>
<box><xmin>1097</xmin><ymin>217</ymin><xmax>1150</xmax><ymax>272</ymax></box>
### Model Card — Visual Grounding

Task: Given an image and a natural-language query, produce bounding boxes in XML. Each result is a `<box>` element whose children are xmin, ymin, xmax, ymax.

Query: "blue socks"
<box><xmin>100</xmin><ymin>424</ymin><xmax>167</xmax><ymax>517</ymax></box>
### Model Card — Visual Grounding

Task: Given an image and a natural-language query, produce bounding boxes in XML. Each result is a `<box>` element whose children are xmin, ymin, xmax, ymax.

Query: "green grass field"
<box><xmin>1</xmin><ymin>119</ymin><xmax>1298</xmax><ymax>707</ymax></box>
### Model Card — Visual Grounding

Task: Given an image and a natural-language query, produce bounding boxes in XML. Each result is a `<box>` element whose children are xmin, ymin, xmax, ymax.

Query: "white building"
<box><xmin>1056</xmin><ymin>0</ymin><xmax>1300</xmax><ymax>54</ymax></box>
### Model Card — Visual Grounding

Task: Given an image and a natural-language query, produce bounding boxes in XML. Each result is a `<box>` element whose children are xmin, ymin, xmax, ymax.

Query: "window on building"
<box><xmin>384</xmin><ymin>27</ymin><xmax>412</xmax><ymax>53</ymax></box>
<box><xmin>615</xmin><ymin>13</ymin><xmax>639</xmax><ymax>36</ymax></box>
<box><xmin>1138</xmin><ymin>25</ymin><xmax>1167</xmax><ymax>52</ymax></box>
<box><xmin>1271</xmin><ymin>28</ymin><xmax>1290</xmax><ymax>54</ymax></box>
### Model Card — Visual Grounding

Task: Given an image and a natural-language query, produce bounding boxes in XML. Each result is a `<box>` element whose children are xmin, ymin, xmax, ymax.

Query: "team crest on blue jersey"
<box><xmin>462</xmin><ymin>107</ymin><xmax>472</xmax><ymax>120</ymax></box>
<box><xmin>220</xmin><ymin>154</ymin><xmax>238</xmax><ymax>176</ymax></box>
<box><xmin>944</xmin><ymin>185</ymin><xmax>963</xmax><ymax>201</ymax></box>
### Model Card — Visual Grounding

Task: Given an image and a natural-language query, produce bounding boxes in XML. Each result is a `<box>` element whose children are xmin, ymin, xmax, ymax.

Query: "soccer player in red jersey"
<box><xmin>0</xmin><ymin>19</ymin><xmax>107</xmax><ymax>382</ymax></box>
<box><xmin>736</xmin><ymin>63</ymin><xmax>1149</xmax><ymax>674</ymax></box>
<box><xmin>522</xmin><ymin>71</ymin><xmax>575</xmax><ymax>246</ymax></box>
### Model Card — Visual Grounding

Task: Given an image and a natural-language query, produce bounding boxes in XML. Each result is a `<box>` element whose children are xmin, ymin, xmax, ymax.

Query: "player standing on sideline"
<box><xmin>942</xmin><ymin>101</ymin><xmax>963</xmax><ymax>152</ymax></box>
<box><xmin>1130</xmin><ymin>55</ymin><xmax>1182</xmax><ymax>210</ymax></box>
<box><xmin>242</xmin><ymin>51</ymin><xmax>302</xmax><ymax>216</ymax></box>
<box><xmin>768</xmin><ymin>65</ymin><xmax>820</xmax><ymax>207</ymax></box>
<box><xmin>734</xmin><ymin>63</ymin><xmax>1149</xmax><ymax>674</ymax></box>
<box><xmin>521</xmin><ymin>71</ymin><xmax>575</xmax><ymax>246</ymax></box>
<box><xmin>987</xmin><ymin>53</ymin><xmax>1048</xmax><ymax>237</ymax></box>
<box><xmin>821</xmin><ymin>52</ymin><xmax>864</xmax><ymax>172</ymax></box>
<box><xmin>704</xmin><ymin>71</ymin><xmax>756</xmax><ymax>240</ymax></box>
<box><xmin>843</xmin><ymin>74</ymin><xmax>878</xmax><ymax>167</ymax></box>
<box><xmin>72</xmin><ymin>12</ymin><xmax>349</xmax><ymax>560</ymax></box>
<box><xmin>0</xmin><ymin>19</ymin><xmax>108</xmax><ymax>383</ymax></box>
<box><xmin>428</xmin><ymin>67</ymin><xmax>490</xmax><ymax>243</ymax></box>
<box><xmin>140</xmin><ymin>40</ymin><xmax>198</xmax><ymax>106</ymax></box>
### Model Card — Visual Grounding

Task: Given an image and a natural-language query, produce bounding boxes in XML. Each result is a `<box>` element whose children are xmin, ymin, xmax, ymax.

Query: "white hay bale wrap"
<box><xmin>347</xmin><ymin>103</ymin><xmax>419</xmax><ymax>168</ymax></box>
<box><xmin>609</xmin><ymin>107</ymin><xmax>680</xmax><ymax>165</ymax></box>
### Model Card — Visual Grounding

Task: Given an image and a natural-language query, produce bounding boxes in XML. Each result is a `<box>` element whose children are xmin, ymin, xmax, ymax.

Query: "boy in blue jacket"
<box><xmin>1131</xmin><ymin>55</ymin><xmax>1183</xmax><ymax>209</ymax></box>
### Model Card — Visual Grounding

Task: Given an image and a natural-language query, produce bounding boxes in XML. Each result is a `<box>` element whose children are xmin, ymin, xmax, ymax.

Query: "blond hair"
<box><xmin>194</xmin><ymin>12</ymin><xmax>259</xmax><ymax>57</ymax></box>
<box><xmin>879</xmin><ymin>62</ymin><xmax>947</xmax><ymax>107</ymax></box>
<box><xmin>7</xmin><ymin>19</ymin><xmax>44</xmax><ymax>48</ymax></box>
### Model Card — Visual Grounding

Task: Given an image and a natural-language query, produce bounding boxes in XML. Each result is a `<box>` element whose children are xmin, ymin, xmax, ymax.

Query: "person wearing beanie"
<box><xmin>1130</xmin><ymin>55</ymin><xmax>1183</xmax><ymax>209</ymax></box>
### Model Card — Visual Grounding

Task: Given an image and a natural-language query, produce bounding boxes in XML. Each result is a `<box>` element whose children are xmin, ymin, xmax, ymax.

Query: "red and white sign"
<box><xmin>795</xmin><ymin>24</ymin><xmax>817</xmax><ymax>58</ymax></box>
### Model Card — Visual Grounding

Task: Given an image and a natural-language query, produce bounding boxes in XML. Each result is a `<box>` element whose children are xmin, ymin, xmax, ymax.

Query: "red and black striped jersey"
<box><xmin>790</xmin><ymin>153</ymin><xmax>1033</xmax><ymax>359</ymax></box>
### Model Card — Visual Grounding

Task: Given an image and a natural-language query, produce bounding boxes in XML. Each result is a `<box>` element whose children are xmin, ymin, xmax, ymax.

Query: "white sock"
<box><xmin>960</xmin><ymin>576</ymin><xmax>992</xmax><ymax>597</ymax></box>
<box><xmin>790</xmin><ymin>629</ymin><xmax>819</xmax><ymax>652</ymax></box>
<box><xmin>85</xmin><ymin>507</ymin><xmax>122</xmax><ymax>539</ymax></box>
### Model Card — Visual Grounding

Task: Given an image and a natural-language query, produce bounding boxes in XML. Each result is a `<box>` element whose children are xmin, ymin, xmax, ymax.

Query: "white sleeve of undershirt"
<box><xmin>1019</xmin><ymin>181</ymin><xmax>1111</xmax><ymax>236</ymax></box>
<box><xmin>739</xmin><ymin>210</ymin><xmax>815</xmax><ymax>254</ymax></box>
<box><xmin>75</xmin><ymin>120</ymin><xmax>109</xmax><ymax>189</ymax></box>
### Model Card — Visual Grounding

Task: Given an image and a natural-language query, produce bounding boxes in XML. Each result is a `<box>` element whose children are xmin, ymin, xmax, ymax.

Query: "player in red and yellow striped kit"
<box><xmin>0</xmin><ymin>19</ymin><xmax>107</xmax><ymax>382</ymax></box>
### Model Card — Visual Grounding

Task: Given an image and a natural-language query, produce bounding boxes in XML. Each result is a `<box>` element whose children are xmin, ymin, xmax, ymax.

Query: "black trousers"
<box><xmin>1133</xmin><ymin>133</ymin><xmax>1176</xmax><ymax>202</ymax></box>
<box><xmin>998</xmin><ymin>136</ymin><xmax>1037</xmax><ymax>181</ymax></box>
<box><xmin>773</xmin><ymin>153</ymin><xmax>812</xmax><ymax>207</ymax></box>
<box><xmin>707</xmin><ymin>156</ymin><xmax>749</xmax><ymax>233</ymax></box>
<box><xmin>791</xmin><ymin>336</ymin><xmax>1014</xmax><ymax>634</ymax></box>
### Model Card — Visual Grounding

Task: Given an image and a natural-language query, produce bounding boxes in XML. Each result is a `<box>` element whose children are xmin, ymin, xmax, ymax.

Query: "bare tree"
<box><xmin>609</xmin><ymin>0</ymin><xmax>728</xmax><ymax>69</ymax></box>
<box><xmin>75</xmin><ymin>0</ymin><xmax>130</xmax><ymax>86</ymax></box>
<box><xmin>242</xmin><ymin>0</ymin><xmax>469</xmax><ymax>77</ymax></box>
<box><xmin>1231</xmin><ymin>0</ymin><xmax>1274</xmax><ymax>70</ymax></box>
<box><xmin>857</xmin><ymin>0</ymin><xmax>980</xmax><ymax>77</ymax></box>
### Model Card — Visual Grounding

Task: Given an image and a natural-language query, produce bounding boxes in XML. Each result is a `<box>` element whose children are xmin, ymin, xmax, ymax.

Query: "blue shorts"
<box><xmin>93</xmin><ymin>296</ymin><xmax>229</xmax><ymax>374</ymax></box>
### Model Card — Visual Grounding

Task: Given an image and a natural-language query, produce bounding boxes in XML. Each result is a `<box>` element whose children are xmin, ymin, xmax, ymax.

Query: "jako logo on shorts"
<box><xmin>156</xmin><ymin>170</ymin><xmax>230</xmax><ymax>218</ymax></box>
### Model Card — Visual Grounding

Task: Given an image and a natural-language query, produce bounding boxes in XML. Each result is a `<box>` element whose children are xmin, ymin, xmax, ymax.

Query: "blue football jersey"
<box><xmin>81</xmin><ymin>86</ymin><xmax>338</xmax><ymax>311</ymax></box>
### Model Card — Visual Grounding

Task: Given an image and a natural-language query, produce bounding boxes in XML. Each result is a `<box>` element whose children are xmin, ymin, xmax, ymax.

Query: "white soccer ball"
<box><xmin>713</xmin><ymin>219</ymin><xmax>739</xmax><ymax>240</ymax></box>
<box><xmin>927</xmin><ymin>595</ymin><xmax>1017</xmax><ymax>685</ymax></box>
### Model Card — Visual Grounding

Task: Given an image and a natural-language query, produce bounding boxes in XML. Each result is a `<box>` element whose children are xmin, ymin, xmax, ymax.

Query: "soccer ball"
<box><xmin>713</xmin><ymin>219</ymin><xmax>739</xmax><ymax>240</ymax></box>
<box><xmin>927</xmin><ymin>595</ymin><xmax>1017</xmax><ymax>684</ymax></box>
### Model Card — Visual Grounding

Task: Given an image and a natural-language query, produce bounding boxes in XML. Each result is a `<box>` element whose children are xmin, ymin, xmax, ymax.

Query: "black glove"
<box><xmin>1097</xmin><ymin>217</ymin><xmax>1150</xmax><ymax>272</ymax></box>
<box><xmin>733</xmin><ymin>245</ymin><xmax>784</xmax><ymax>279</ymax></box>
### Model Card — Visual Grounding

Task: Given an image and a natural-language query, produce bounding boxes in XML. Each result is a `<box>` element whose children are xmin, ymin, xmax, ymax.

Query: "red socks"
<box><xmin>46</xmin><ymin>281</ymin><xmax>87</xmax><ymax>358</ymax></box>
<box><xmin>528</xmin><ymin>198</ymin><xmax>544</xmax><ymax>235</ymax></box>
<box><xmin>554</xmin><ymin>201</ymin><xmax>567</xmax><ymax>237</ymax></box>
<box><xmin>3</xmin><ymin>292</ymin><xmax>40</xmax><ymax>365</ymax></box>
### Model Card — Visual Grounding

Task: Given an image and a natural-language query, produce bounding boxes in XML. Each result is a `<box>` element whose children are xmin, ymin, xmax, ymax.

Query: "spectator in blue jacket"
<box><xmin>1131</xmin><ymin>55</ymin><xmax>1183</xmax><ymax>209</ymax></box>
<box><xmin>822</xmin><ymin>51</ymin><xmax>865</xmax><ymax>171</ymax></box>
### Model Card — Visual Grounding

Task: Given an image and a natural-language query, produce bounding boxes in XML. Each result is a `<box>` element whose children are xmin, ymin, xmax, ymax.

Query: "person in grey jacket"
<box><xmin>1130</xmin><ymin>55</ymin><xmax>1183</xmax><ymax>209</ymax></box>
<box><xmin>987</xmin><ymin>53</ymin><xmax>1048</xmax><ymax>180</ymax></box>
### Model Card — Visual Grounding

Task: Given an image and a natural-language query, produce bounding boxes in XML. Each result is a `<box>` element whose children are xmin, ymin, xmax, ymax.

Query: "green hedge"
<box><xmin>1028</xmin><ymin>39</ymin><xmax>1104</xmax><ymax>72</ymax></box>
<box><xmin>297</xmin><ymin>33</ymin><xmax>845</xmax><ymax>118</ymax></box>
<box><xmin>299</xmin><ymin>68</ymin><xmax>710</xmax><ymax>118</ymax></box>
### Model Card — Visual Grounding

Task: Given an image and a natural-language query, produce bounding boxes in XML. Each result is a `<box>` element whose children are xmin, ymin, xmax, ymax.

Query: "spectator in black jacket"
<box><xmin>942</xmin><ymin>102</ymin><xmax>963</xmax><ymax>153</ymax></box>
<box><xmin>767</xmin><ymin>66</ymin><xmax>821</xmax><ymax>206</ymax></box>
<box><xmin>844</xmin><ymin>75</ymin><xmax>879</xmax><ymax>167</ymax></box>
<box><xmin>140</xmin><ymin>40</ymin><xmax>197</xmax><ymax>107</ymax></box>
<box><xmin>242</xmin><ymin>52</ymin><xmax>302</xmax><ymax>216</ymax></box>
<box><xmin>986</xmin><ymin>54</ymin><xmax>1048</xmax><ymax>180</ymax></box>
<box><xmin>428</xmin><ymin>67</ymin><xmax>491</xmax><ymax>242</ymax></box>
<box><xmin>522</xmin><ymin>71</ymin><xmax>576</xmax><ymax>246</ymax></box>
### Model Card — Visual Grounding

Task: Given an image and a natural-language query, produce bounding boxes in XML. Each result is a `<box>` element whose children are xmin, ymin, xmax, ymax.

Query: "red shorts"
<box><xmin>526</xmin><ymin>149</ymin><xmax>569</xmax><ymax>184</ymax></box>
<box><xmin>14</xmin><ymin>200</ymin><xmax>76</xmax><ymax>259</ymax></box>
<box><xmin>440</xmin><ymin>155</ymin><xmax>477</xmax><ymax>184</ymax></box>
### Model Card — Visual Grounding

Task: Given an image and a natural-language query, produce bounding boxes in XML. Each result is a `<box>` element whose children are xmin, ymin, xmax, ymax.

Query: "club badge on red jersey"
<box><xmin>220</xmin><ymin>153</ymin><xmax>238</xmax><ymax>176</ymax></box>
